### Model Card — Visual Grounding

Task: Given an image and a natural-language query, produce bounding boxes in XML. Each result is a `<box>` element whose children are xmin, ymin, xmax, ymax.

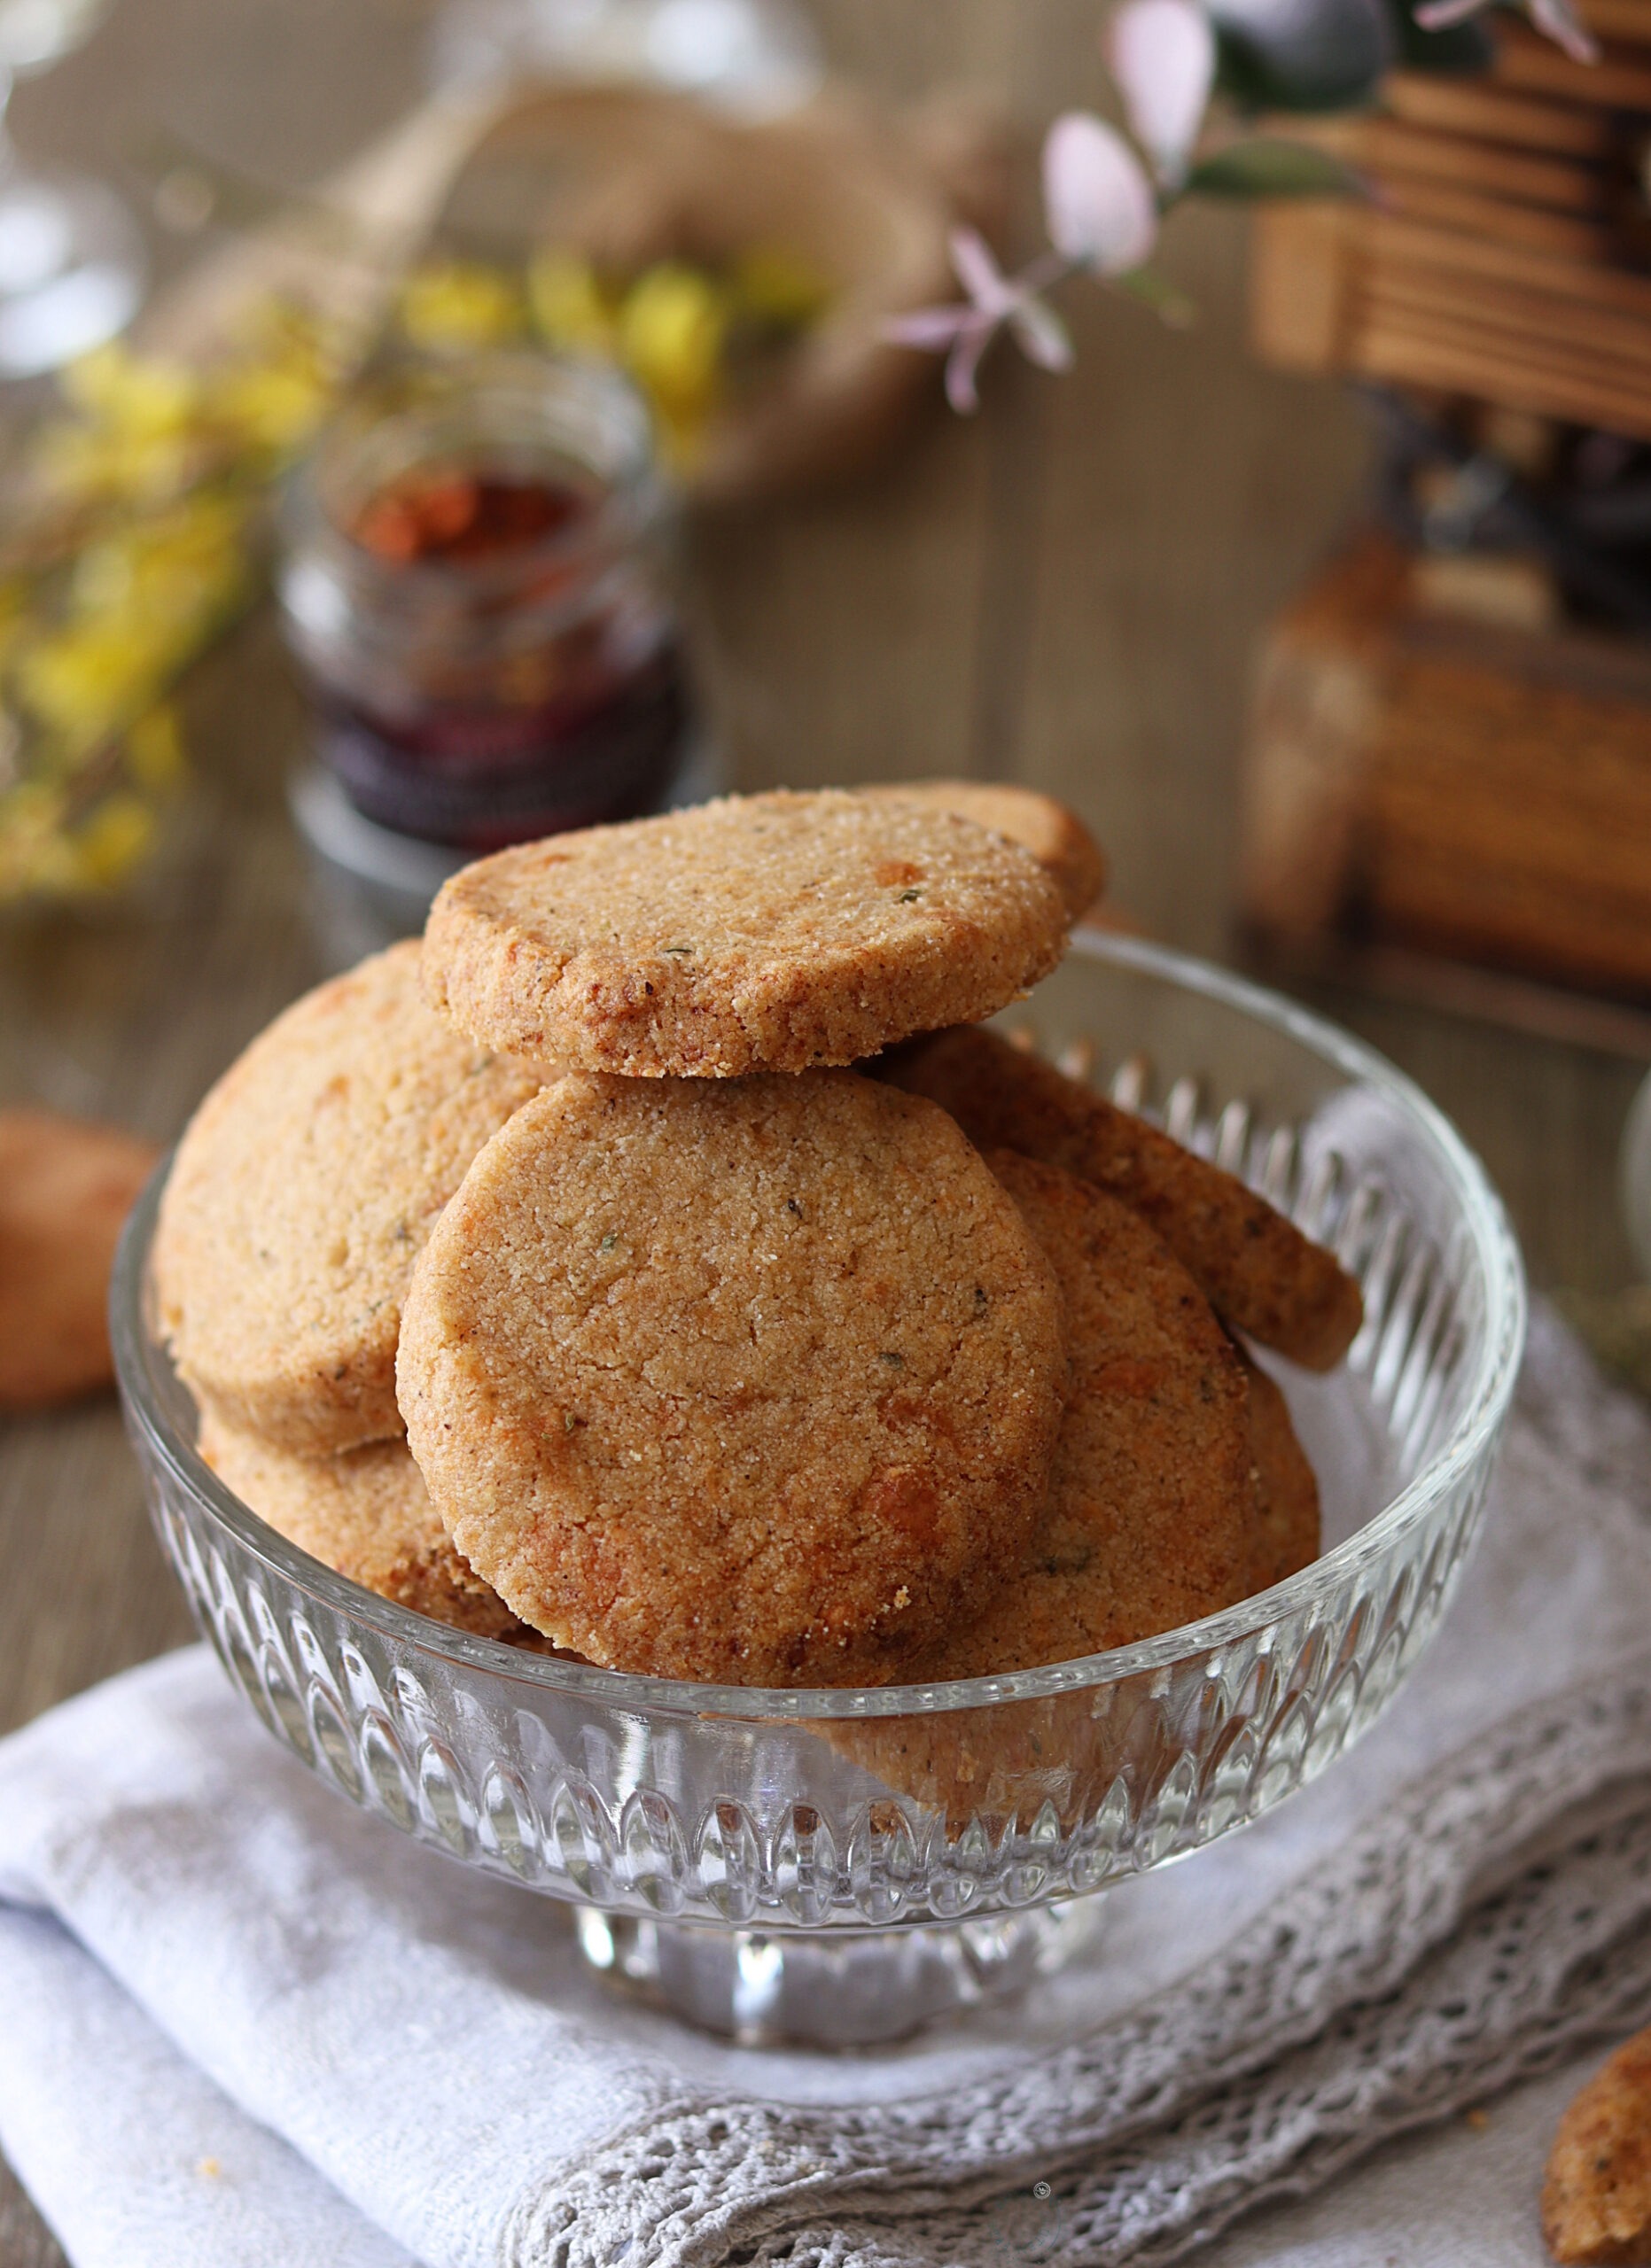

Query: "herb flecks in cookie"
<box><xmin>199</xmin><ymin>1419</ymin><xmax>536</xmax><ymax>1643</ymax></box>
<box><xmin>885</xmin><ymin>1023</ymin><xmax>1363</xmax><ymax>1371</ymax></box>
<box><xmin>154</xmin><ymin>943</ymin><xmax>550</xmax><ymax>1454</ymax></box>
<box><xmin>420</xmin><ymin>790</ymin><xmax>1071</xmax><ymax>1077</ymax></box>
<box><xmin>396</xmin><ymin>1070</ymin><xmax>1066</xmax><ymax>1685</ymax></box>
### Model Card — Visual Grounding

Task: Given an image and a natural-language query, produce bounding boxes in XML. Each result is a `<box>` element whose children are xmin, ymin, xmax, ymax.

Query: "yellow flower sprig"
<box><xmin>1</xmin><ymin>305</ymin><xmax>361</xmax><ymax>905</ymax></box>
<box><xmin>409</xmin><ymin>245</ymin><xmax>830</xmax><ymax>472</ymax></box>
<box><xmin>1</xmin><ymin>239</ymin><xmax>829</xmax><ymax>906</ymax></box>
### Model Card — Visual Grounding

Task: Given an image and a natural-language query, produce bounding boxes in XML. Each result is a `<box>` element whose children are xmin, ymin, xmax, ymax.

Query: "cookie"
<box><xmin>884</xmin><ymin>1025</ymin><xmax>1363</xmax><ymax>1371</ymax></box>
<box><xmin>1239</xmin><ymin>1348</ymin><xmax>1321</xmax><ymax>1593</ymax></box>
<box><xmin>916</xmin><ymin>1150</ymin><xmax>1260</xmax><ymax>1677</ymax></box>
<box><xmin>198</xmin><ymin>1417</ymin><xmax>539</xmax><ymax>1643</ymax></box>
<box><xmin>857</xmin><ymin>781</ymin><xmax>1107</xmax><ymax>921</ymax></box>
<box><xmin>832</xmin><ymin>1153</ymin><xmax>1283</xmax><ymax>1825</ymax></box>
<box><xmin>397</xmin><ymin>1069</ymin><xmax>1067</xmax><ymax>1685</ymax></box>
<box><xmin>1542</xmin><ymin>2025</ymin><xmax>1651</xmax><ymax>2265</ymax></box>
<box><xmin>154</xmin><ymin>943</ymin><xmax>549</xmax><ymax>1456</ymax></box>
<box><xmin>0</xmin><ymin>1108</ymin><xmax>159</xmax><ymax>1409</ymax></box>
<box><xmin>419</xmin><ymin>789</ymin><xmax>1071</xmax><ymax>1076</ymax></box>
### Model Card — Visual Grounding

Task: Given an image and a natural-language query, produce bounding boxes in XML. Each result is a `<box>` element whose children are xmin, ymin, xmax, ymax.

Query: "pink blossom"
<box><xmin>1105</xmin><ymin>0</ymin><xmax>1217</xmax><ymax>187</ymax></box>
<box><xmin>1041</xmin><ymin>113</ymin><xmax>1159</xmax><ymax>275</ymax></box>
<box><xmin>881</xmin><ymin>228</ymin><xmax>1072</xmax><ymax>413</ymax></box>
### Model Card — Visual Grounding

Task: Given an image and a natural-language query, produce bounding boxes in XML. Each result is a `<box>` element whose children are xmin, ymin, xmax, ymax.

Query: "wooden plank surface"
<box><xmin>1</xmin><ymin>0</ymin><xmax>1645</xmax><ymax>2260</ymax></box>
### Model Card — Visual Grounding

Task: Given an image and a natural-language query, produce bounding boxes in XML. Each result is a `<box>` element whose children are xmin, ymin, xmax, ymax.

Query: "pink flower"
<box><xmin>1413</xmin><ymin>0</ymin><xmax>1599</xmax><ymax>64</ymax></box>
<box><xmin>881</xmin><ymin>228</ymin><xmax>1072</xmax><ymax>413</ymax></box>
<box><xmin>1105</xmin><ymin>0</ymin><xmax>1217</xmax><ymax>188</ymax></box>
<box><xmin>1042</xmin><ymin>113</ymin><xmax>1160</xmax><ymax>274</ymax></box>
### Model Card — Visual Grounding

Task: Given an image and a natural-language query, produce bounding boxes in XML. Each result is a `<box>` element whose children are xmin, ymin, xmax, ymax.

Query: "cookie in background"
<box><xmin>0</xmin><ymin>1109</ymin><xmax>159</xmax><ymax>1410</ymax></box>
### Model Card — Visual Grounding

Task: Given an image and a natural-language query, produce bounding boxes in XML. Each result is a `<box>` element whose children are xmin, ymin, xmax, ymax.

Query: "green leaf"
<box><xmin>1185</xmin><ymin>139</ymin><xmax>1366</xmax><ymax>199</ymax></box>
<box><xmin>1114</xmin><ymin>268</ymin><xmax>1199</xmax><ymax>330</ymax></box>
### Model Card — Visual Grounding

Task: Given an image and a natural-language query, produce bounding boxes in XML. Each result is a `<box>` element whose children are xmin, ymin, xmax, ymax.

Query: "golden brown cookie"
<box><xmin>397</xmin><ymin>1069</ymin><xmax>1067</xmax><ymax>1685</ymax></box>
<box><xmin>915</xmin><ymin>1150</ymin><xmax>1260</xmax><ymax>1676</ymax></box>
<box><xmin>419</xmin><ymin>789</ymin><xmax>1070</xmax><ymax>1077</ymax></box>
<box><xmin>1238</xmin><ymin>1348</ymin><xmax>1321</xmax><ymax>1594</ymax></box>
<box><xmin>884</xmin><ymin>1024</ymin><xmax>1363</xmax><ymax>1371</ymax></box>
<box><xmin>0</xmin><ymin>1108</ymin><xmax>159</xmax><ymax>1409</ymax></box>
<box><xmin>832</xmin><ymin>1153</ymin><xmax>1289</xmax><ymax>1826</ymax></box>
<box><xmin>154</xmin><ymin>943</ymin><xmax>549</xmax><ymax>1456</ymax></box>
<box><xmin>198</xmin><ymin>1417</ymin><xmax>538</xmax><ymax>1643</ymax></box>
<box><xmin>1543</xmin><ymin>2027</ymin><xmax>1651</xmax><ymax>2265</ymax></box>
<box><xmin>857</xmin><ymin>781</ymin><xmax>1107</xmax><ymax>921</ymax></box>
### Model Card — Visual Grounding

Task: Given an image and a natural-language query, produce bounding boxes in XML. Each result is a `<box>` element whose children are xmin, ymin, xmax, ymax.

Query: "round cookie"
<box><xmin>885</xmin><ymin>1023</ymin><xmax>1364</xmax><ymax>1372</ymax></box>
<box><xmin>155</xmin><ymin>943</ymin><xmax>549</xmax><ymax>1455</ymax></box>
<box><xmin>397</xmin><ymin>1069</ymin><xmax>1067</xmax><ymax>1685</ymax></box>
<box><xmin>198</xmin><ymin>1418</ymin><xmax>537</xmax><ymax>1643</ymax></box>
<box><xmin>857</xmin><ymin>781</ymin><xmax>1107</xmax><ymax>922</ymax></box>
<box><xmin>0</xmin><ymin>1107</ymin><xmax>159</xmax><ymax>1409</ymax></box>
<box><xmin>918</xmin><ymin>1149</ymin><xmax>1261</xmax><ymax>1676</ymax></box>
<box><xmin>1237</xmin><ymin>1348</ymin><xmax>1320</xmax><ymax>1594</ymax></box>
<box><xmin>828</xmin><ymin>1153</ymin><xmax>1266</xmax><ymax>1827</ymax></box>
<box><xmin>419</xmin><ymin>789</ymin><xmax>1071</xmax><ymax>1077</ymax></box>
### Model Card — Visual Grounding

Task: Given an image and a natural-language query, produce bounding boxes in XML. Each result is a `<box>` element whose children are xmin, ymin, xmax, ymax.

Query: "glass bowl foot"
<box><xmin>573</xmin><ymin>1898</ymin><xmax>1108</xmax><ymax>2047</ymax></box>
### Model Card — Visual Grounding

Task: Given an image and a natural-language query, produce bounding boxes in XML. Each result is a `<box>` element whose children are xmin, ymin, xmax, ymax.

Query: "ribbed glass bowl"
<box><xmin>112</xmin><ymin>934</ymin><xmax>1526</xmax><ymax>2047</ymax></box>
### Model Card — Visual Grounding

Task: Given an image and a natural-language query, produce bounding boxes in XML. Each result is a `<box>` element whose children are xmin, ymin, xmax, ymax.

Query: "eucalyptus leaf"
<box><xmin>1185</xmin><ymin>137</ymin><xmax>1364</xmax><ymax>197</ymax></box>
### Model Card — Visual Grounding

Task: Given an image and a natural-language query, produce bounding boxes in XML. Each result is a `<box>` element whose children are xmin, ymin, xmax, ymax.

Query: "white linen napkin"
<box><xmin>3</xmin><ymin>1301</ymin><xmax>1650</xmax><ymax>2268</ymax></box>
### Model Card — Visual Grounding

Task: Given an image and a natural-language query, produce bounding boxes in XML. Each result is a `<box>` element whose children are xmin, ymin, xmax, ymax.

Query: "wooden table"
<box><xmin>3</xmin><ymin>2</ymin><xmax>1646</xmax><ymax>2259</ymax></box>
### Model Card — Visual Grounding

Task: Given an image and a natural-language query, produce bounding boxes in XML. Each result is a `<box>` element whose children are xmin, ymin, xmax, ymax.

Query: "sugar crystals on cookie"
<box><xmin>420</xmin><ymin>788</ymin><xmax>1071</xmax><ymax>1077</ymax></box>
<box><xmin>155</xmin><ymin>942</ymin><xmax>550</xmax><ymax>1455</ymax></box>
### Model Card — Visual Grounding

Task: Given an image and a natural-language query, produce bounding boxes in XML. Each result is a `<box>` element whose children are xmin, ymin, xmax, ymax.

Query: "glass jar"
<box><xmin>278</xmin><ymin>355</ymin><xmax>691</xmax><ymax>855</ymax></box>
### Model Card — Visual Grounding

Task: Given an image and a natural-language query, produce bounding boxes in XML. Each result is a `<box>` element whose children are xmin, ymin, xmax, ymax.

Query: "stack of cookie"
<box><xmin>155</xmin><ymin>783</ymin><xmax>1360</xmax><ymax>1689</ymax></box>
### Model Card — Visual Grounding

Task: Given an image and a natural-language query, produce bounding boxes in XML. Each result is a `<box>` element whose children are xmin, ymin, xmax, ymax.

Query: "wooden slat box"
<box><xmin>1249</xmin><ymin>4</ymin><xmax>1651</xmax><ymax>439</ymax></box>
<box><xmin>1239</xmin><ymin>537</ymin><xmax>1651</xmax><ymax>1002</ymax></box>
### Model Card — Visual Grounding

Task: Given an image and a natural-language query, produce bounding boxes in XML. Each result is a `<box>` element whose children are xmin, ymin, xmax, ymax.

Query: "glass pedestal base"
<box><xmin>573</xmin><ymin>1898</ymin><xmax>1108</xmax><ymax>2047</ymax></box>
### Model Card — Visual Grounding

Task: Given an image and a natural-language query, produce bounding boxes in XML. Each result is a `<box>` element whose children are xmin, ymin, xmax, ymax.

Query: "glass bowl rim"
<box><xmin>111</xmin><ymin>930</ymin><xmax>1527</xmax><ymax>1724</ymax></box>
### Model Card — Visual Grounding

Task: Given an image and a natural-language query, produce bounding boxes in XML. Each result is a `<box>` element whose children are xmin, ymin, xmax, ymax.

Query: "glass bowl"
<box><xmin>111</xmin><ymin>934</ymin><xmax>1526</xmax><ymax>2047</ymax></box>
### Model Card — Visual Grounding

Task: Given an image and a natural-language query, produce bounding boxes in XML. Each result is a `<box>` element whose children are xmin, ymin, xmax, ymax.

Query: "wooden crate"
<box><xmin>1248</xmin><ymin>4</ymin><xmax>1651</xmax><ymax>436</ymax></box>
<box><xmin>1239</xmin><ymin>537</ymin><xmax>1651</xmax><ymax>1004</ymax></box>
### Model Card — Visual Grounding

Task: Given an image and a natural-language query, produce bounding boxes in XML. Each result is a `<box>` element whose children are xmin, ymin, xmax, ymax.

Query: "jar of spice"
<box><xmin>278</xmin><ymin>355</ymin><xmax>691</xmax><ymax>858</ymax></box>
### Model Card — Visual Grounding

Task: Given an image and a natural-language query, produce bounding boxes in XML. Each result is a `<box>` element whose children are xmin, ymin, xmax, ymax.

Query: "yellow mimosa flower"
<box><xmin>126</xmin><ymin>703</ymin><xmax>187</xmax><ymax>793</ymax></box>
<box><xmin>69</xmin><ymin>792</ymin><xmax>155</xmax><ymax>888</ymax></box>
<box><xmin>618</xmin><ymin>263</ymin><xmax>728</xmax><ymax>420</ymax></box>
<box><xmin>400</xmin><ymin>262</ymin><xmax>526</xmax><ymax>353</ymax></box>
<box><xmin>32</xmin><ymin>418</ymin><xmax>198</xmax><ymax>506</ymax></box>
<box><xmin>211</xmin><ymin>361</ymin><xmax>333</xmax><ymax>454</ymax></box>
<box><xmin>62</xmin><ymin>342</ymin><xmax>200</xmax><ymax>436</ymax></box>
<box><xmin>526</xmin><ymin>251</ymin><xmax>615</xmax><ymax>354</ymax></box>
<box><xmin>18</xmin><ymin>625</ymin><xmax>163</xmax><ymax>745</ymax></box>
<box><xmin>731</xmin><ymin>245</ymin><xmax>830</xmax><ymax>330</ymax></box>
